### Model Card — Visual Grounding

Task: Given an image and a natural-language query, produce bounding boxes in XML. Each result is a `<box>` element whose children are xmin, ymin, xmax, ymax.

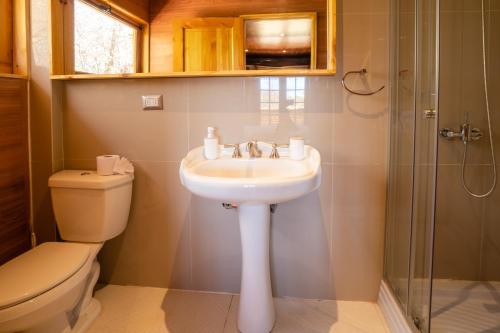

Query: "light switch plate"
<box><xmin>142</xmin><ymin>95</ymin><xmax>163</xmax><ymax>110</ymax></box>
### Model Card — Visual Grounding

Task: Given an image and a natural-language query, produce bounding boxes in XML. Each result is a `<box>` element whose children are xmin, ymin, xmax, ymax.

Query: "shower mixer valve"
<box><xmin>440</xmin><ymin>123</ymin><xmax>483</xmax><ymax>144</ymax></box>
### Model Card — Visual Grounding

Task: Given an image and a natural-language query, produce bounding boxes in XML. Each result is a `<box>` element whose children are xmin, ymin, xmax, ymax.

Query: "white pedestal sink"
<box><xmin>180</xmin><ymin>143</ymin><xmax>321</xmax><ymax>333</ymax></box>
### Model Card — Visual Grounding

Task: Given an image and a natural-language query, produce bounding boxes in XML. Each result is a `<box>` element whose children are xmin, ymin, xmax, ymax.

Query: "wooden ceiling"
<box><xmin>245</xmin><ymin>18</ymin><xmax>312</xmax><ymax>55</ymax></box>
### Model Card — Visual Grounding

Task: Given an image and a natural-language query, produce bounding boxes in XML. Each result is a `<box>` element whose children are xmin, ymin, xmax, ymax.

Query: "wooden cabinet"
<box><xmin>173</xmin><ymin>18</ymin><xmax>244</xmax><ymax>72</ymax></box>
<box><xmin>0</xmin><ymin>78</ymin><xmax>30</xmax><ymax>265</ymax></box>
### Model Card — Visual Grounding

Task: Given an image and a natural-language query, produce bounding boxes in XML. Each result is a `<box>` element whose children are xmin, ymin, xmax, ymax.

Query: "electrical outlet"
<box><xmin>142</xmin><ymin>95</ymin><xmax>163</xmax><ymax>110</ymax></box>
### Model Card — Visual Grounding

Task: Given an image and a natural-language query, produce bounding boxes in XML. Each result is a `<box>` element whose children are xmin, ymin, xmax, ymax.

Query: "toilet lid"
<box><xmin>0</xmin><ymin>242</ymin><xmax>90</xmax><ymax>309</ymax></box>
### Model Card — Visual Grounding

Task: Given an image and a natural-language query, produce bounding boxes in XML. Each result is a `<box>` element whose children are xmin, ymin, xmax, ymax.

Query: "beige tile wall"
<box><xmin>434</xmin><ymin>0</ymin><xmax>500</xmax><ymax>281</ymax></box>
<box><xmin>29</xmin><ymin>0</ymin><xmax>60</xmax><ymax>244</ymax></box>
<box><xmin>59</xmin><ymin>0</ymin><xmax>390</xmax><ymax>301</ymax></box>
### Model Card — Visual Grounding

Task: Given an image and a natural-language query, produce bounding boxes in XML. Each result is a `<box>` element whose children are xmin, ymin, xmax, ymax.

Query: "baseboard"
<box><xmin>378</xmin><ymin>280</ymin><xmax>415</xmax><ymax>333</ymax></box>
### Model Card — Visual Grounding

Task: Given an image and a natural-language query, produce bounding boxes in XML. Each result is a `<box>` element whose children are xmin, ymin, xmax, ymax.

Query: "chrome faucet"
<box><xmin>440</xmin><ymin>123</ymin><xmax>483</xmax><ymax>144</ymax></box>
<box><xmin>247</xmin><ymin>141</ymin><xmax>262</xmax><ymax>158</ymax></box>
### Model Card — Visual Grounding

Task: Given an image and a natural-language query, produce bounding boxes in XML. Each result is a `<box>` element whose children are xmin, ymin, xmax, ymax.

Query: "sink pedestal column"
<box><xmin>237</xmin><ymin>203</ymin><xmax>275</xmax><ymax>333</ymax></box>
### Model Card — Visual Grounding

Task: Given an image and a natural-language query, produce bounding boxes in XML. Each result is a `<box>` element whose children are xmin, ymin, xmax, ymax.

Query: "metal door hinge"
<box><xmin>423</xmin><ymin>109</ymin><xmax>436</xmax><ymax>119</ymax></box>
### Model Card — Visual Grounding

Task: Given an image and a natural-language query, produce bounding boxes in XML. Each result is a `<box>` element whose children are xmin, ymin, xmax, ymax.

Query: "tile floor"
<box><xmin>87</xmin><ymin>285</ymin><xmax>390</xmax><ymax>333</ymax></box>
<box><xmin>431</xmin><ymin>280</ymin><xmax>500</xmax><ymax>333</ymax></box>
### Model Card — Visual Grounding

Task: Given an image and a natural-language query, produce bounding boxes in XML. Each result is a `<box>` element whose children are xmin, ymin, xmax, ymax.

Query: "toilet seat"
<box><xmin>0</xmin><ymin>242</ymin><xmax>90</xmax><ymax>310</ymax></box>
<box><xmin>0</xmin><ymin>242</ymin><xmax>102</xmax><ymax>333</ymax></box>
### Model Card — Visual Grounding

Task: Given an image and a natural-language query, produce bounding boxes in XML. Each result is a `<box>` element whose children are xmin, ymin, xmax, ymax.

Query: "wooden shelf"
<box><xmin>0</xmin><ymin>73</ymin><xmax>28</xmax><ymax>80</ymax></box>
<box><xmin>50</xmin><ymin>69</ymin><xmax>336</xmax><ymax>80</ymax></box>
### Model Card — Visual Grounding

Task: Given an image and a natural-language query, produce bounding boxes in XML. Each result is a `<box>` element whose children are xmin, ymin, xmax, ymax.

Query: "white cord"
<box><xmin>461</xmin><ymin>0</ymin><xmax>497</xmax><ymax>198</ymax></box>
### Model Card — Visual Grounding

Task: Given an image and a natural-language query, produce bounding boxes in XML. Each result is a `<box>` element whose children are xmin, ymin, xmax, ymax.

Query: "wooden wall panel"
<box><xmin>110</xmin><ymin>0</ymin><xmax>150</xmax><ymax>22</ymax></box>
<box><xmin>0</xmin><ymin>78</ymin><xmax>30</xmax><ymax>265</ymax></box>
<box><xmin>0</xmin><ymin>0</ymin><xmax>13</xmax><ymax>74</ymax></box>
<box><xmin>13</xmin><ymin>0</ymin><xmax>29</xmax><ymax>75</ymax></box>
<box><xmin>150</xmin><ymin>0</ymin><xmax>327</xmax><ymax>72</ymax></box>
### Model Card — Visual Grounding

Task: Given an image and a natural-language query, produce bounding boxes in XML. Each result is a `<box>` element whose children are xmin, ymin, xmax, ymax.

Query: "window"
<box><xmin>259</xmin><ymin>77</ymin><xmax>306</xmax><ymax>126</ymax></box>
<box><xmin>285</xmin><ymin>77</ymin><xmax>305</xmax><ymax>125</ymax></box>
<box><xmin>74</xmin><ymin>0</ymin><xmax>138</xmax><ymax>74</ymax></box>
<box><xmin>260</xmin><ymin>77</ymin><xmax>280</xmax><ymax>125</ymax></box>
<box><xmin>50</xmin><ymin>0</ymin><xmax>148</xmax><ymax>75</ymax></box>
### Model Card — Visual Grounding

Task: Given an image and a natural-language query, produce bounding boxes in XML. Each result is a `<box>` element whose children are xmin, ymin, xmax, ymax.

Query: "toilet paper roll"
<box><xmin>289</xmin><ymin>136</ymin><xmax>305</xmax><ymax>160</ymax></box>
<box><xmin>97</xmin><ymin>155</ymin><xmax>120</xmax><ymax>176</ymax></box>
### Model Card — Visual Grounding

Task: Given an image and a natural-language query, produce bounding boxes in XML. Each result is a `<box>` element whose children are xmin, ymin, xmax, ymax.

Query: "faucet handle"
<box><xmin>224</xmin><ymin>143</ymin><xmax>242</xmax><ymax>158</ymax></box>
<box><xmin>471</xmin><ymin>128</ymin><xmax>483</xmax><ymax>141</ymax></box>
<box><xmin>269</xmin><ymin>143</ymin><xmax>290</xmax><ymax>159</ymax></box>
<box><xmin>269</xmin><ymin>143</ymin><xmax>280</xmax><ymax>159</ymax></box>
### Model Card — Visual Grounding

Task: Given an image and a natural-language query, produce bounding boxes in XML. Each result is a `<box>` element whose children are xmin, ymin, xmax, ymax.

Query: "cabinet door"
<box><xmin>0</xmin><ymin>78</ymin><xmax>30</xmax><ymax>265</ymax></box>
<box><xmin>173</xmin><ymin>18</ymin><xmax>243</xmax><ymax>72</ymax></box>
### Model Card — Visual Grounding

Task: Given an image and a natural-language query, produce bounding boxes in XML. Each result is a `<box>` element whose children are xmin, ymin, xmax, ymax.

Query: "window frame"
<box><xmin>51</xmin><ymin>0</ymin><xmax>149</xmax><ymax>75</ymax></box>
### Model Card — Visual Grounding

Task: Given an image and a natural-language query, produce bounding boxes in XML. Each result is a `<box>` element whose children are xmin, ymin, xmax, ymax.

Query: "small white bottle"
<box><xmin>204</xmin><ymin>127</ymin><xmax>219</xmax><ymax>160</ymax></box>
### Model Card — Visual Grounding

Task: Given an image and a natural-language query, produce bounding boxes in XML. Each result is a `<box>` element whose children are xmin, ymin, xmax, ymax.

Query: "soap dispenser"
<box><xmin>204</xmin><ymin>126</ymin><xmax>219</xmax><ymax>160</ymax></box>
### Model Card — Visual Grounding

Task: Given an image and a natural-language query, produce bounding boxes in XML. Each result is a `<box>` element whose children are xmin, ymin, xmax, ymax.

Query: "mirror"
<box><xmin>243</xmin><ymin>13</ymin><xmax>317</xmax><ymax>70</ymax></box>
<box><xmin>50</xmin><ymin>0</ymin><xmax>336</xmax><ymax>77</ymax></box>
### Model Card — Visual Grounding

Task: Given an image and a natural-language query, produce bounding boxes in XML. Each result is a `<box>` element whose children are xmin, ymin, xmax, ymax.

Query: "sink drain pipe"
<box><xmin>222</xmin><ymin>203</ymin><xmax>278</xmax><ymax>213</ymax></box>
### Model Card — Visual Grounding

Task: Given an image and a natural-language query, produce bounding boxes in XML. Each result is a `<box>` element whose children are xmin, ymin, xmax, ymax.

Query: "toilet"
<box><xmin>0</xmin><ymin>170</ymin><xmax>133</xmax><ymax>333</ymax></box>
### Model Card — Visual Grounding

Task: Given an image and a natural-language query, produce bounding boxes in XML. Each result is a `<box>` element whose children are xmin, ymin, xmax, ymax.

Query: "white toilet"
<box><xmin>0</xmin><ymin>170</ymin><xmax>133</xmax><ymax>333</ymax></box>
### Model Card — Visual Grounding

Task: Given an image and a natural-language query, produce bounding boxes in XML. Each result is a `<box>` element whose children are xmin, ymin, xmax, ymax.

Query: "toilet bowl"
<box><xmin>0</xmin><ymin>243</ymin><xmax>102</xmax><ymax>333</ymax></box>
<box><xmin>0</xmin><ymin>170</ymin><xmax>133</xmax><ymax>333</ymax></box>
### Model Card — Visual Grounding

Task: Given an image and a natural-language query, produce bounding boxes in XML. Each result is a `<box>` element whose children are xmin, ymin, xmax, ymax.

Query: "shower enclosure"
<box><xmin>384</xmin><ymin>0</ymin><xmax>500</xmax><ymax>332</ymax></box>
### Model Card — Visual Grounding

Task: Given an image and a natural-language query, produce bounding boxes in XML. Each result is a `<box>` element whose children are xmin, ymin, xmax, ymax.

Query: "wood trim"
<box><xmin>0</xmin><ymin>74</ymin><xmax>29</xmax><ymax>80</ymax></box>
<box><xmin>172</xmin><ymin>19</ymin><xmax>184</xmax><ymax>72</ymax></box>
<box><xmin>327</xmin><ymin>0</ymin><xmax>336</xmax><ymax>72</ymax></box>
<box><xmin>50</xmin><ymin>0</ymin><xmax>66</xmax><ymax>75</ymax></box>
<box><xmin>311</xmin><ymin>13</ymin><xmax>318</xmax><ymax>69</ymax></box>
<box><xmin>233</xmin><ymin>17</ymin><xmax>244</xmax><ymax>70</ymax></box>
<box><xmin>139</xmin><ymin>24</ymin><xmax>150</xmax><ymax>73</ymax></box>
<box><xmin>0</xmin><ymin>0</ymin><xmax>13</xmax><ymax>74</ymax></box>
<box><xmin>13</xmin><ymin>0</ymin><xmax>30</xmax><ymax>76</ymax></box>
<box><xmin>51</xmin><ymin>69</ymin><xmax>336</xmax><ymax>80</ymax></box>
<box><xmin>94</xmin><ymin>0</ymin><xmax>149</xmax><ymax>25</ymax></box>
<box><xmin>64</xmin><ymin>0</ymin><xmax>75</xmax><ymax>74</ymax></box>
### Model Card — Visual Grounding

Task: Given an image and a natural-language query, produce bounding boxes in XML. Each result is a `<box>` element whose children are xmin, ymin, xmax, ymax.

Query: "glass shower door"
<box><xmin>385</xmin><ymin>0</ymin><xmax>438</xmax><ymax>331</ymax></box>
<box><xmin>408</xmin><ymin>0</ymin><xmax>438</xmax><ymax>331</ymax></box>
<box><xmin>384</xmin><ymin>0</ymin><xmax>416</xmax><ymax>313</ymax></box>
<box><xmin>386</xmin><ymin>0</ymin><xmax>500</xmax><ymax>331</ymax></box>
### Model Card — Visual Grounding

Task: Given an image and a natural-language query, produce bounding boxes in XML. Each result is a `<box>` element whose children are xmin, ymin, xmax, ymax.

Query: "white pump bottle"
<box><xmin>204</xmin><ymin>127</ymin><xmax>219</xmax><ymax>160</ymax></box>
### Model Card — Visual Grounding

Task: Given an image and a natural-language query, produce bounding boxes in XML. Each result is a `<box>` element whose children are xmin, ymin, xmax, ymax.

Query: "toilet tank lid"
<box><xmin>49</xmin><ymin>170</ymin><xmax>134</xmax><ymax>189</ymax></box>
<box><xmin>0</xmin><ymin>242</ymin><xmax>90</xmax><ymax>309</ymax></box>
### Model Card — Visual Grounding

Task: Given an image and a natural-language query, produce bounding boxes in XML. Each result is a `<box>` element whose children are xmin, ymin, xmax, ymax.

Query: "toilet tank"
<box><xmin>48</xmin><ymin>170</ymin><xmax>134</xmax><ymax>243</ymax></box>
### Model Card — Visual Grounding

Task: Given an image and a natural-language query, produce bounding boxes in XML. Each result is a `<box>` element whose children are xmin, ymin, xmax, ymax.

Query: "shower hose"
<box><xmin>461</xmin><ymin>0</ymin><xmax>497</xmax><ymax>198</ymax></box>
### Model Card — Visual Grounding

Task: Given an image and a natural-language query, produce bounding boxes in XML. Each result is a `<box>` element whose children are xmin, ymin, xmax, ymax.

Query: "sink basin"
<box><xmin>179</xmin><ymin>142</ymin><xmax>322</xmax><ymax>333</ymax></box>
<box><xmin>180</xmin><ymin>143</ymin><xmax>321</xmax><ymax>204</ymax></box>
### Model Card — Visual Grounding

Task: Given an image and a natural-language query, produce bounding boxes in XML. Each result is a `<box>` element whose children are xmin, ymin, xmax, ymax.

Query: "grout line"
<box><xmin>168</xmin><ymin>288</ymin><xmax>237</xmax><ymax>296</ymax></box>
<box><xmin>186</xmin><ymin>73</ymin><xmax>193</xmax><ymax>290</ymax></box>
<box><xmin>222</xmin><ymin>295</ymin><xmax>234</xmax><ymax>333</ymax></box>
<box><xmin>372</xmin><ymin>302</ymin><xmax>392</xmax><ymax>333</ymax></box>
